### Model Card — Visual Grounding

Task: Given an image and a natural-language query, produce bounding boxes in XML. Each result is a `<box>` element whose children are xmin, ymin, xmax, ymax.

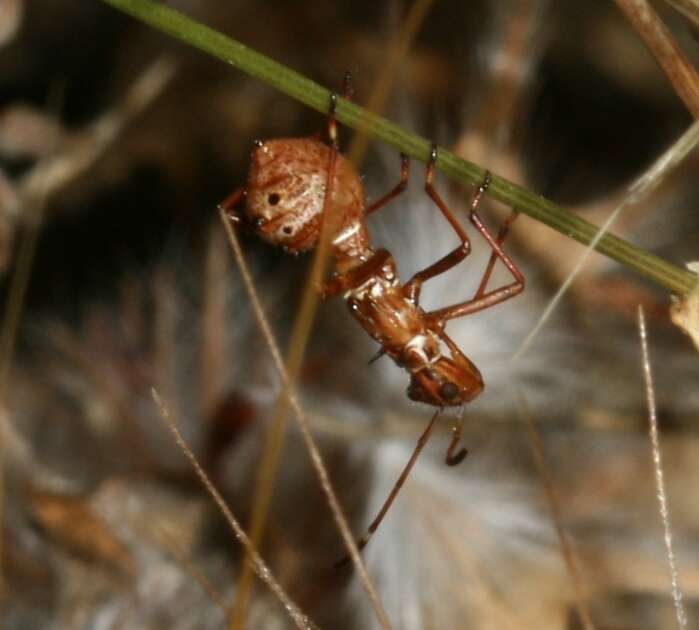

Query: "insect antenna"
<box><xmin>368</xmin><ymin>347</ymin><xmax>387</xmax><ymax>364</ymax></box>
<box><xmin>334</xmin><ymin>408</ymin><xmax>442</xmax><ymax>569</ymax></box>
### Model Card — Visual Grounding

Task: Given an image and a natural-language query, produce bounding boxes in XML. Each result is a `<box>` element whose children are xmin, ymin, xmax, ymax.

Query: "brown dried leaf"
<box><xmin>670</xmin><ymin>262</ymin><xmax>699</xmax><ymax>351</ymax></box>
<box><xmin>29</xmin><ymin>489</ymin><xmax>135</xmax><ymax>576</ymax></box>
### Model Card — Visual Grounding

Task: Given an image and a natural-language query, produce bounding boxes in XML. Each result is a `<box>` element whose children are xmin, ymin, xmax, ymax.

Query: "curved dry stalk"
<box><xmin>615</xmin><ymin>0</ymin><xmax>699</xmax><ymax>118</ymax></box>
<box><xmin>219</xmin><ymin>209</ymin><xmax>392</xmax><ymax>630</ymax></box>
<box><xmin>637</xmin><ymin>307</ymin><xmax>688</xmax><ymax>630</ymax></box>
<box><xmin>151</xmin><ymin>389</ymin><xmax>320</xmax><ymax>630</ymax></box>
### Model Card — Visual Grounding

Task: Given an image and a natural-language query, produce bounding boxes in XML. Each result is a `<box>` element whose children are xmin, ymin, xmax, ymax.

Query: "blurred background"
<box><xmin>1</xmin><ymin>1</ymin><xmax>698</xmax><ymax>628</ymax></box>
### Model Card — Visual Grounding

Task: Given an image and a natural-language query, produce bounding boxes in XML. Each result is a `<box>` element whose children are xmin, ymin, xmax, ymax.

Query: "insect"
<box><xmin>219</xmin><ymin>75</ymin><xmax>525</xmax><ymax>562</ymax></box>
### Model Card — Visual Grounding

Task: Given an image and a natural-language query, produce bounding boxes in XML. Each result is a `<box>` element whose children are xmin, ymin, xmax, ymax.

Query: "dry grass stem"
<box><xmin>637</xmin><ymin>306</ymin><xmax>688</xmax><ymax>630</ymax></box>
<box><xmin>150</xmin><ymin>388</ymin><xmax>320</xmax><ymax>630</ymax></box>
<box><xmin>230</xmin><ymin>144</ymin><xmax>342</xmax><ymax>629</ymax></box>
<box><xmin>520</xmin><ymin>394</ymin><xmax>595</xmax><ymax>630</ymax></box>
<box><xmin>615</xmin><ymin>0</ymin><xmax>699</xmax><ymax>117</ymax></box>
<box><xmin>231</xmin><ymin>5</ymin><xmax>435</xmax><ymax>623</ymax></box>
<box><xmin>218</xmin><ymin>209</ymin><xmax>392</xmax><ymax>630</ymax></box>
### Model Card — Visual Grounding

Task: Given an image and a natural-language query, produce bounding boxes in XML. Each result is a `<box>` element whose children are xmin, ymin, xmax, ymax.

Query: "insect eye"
<box><xmin>440</xmin><ymin>382</ymin><xmax>459</xmax><ymax>400</ymax></box>
<box><xmin>268</xmin><ymin>193</ymin><xmax>281</xmax><ymax>205</ymax></box>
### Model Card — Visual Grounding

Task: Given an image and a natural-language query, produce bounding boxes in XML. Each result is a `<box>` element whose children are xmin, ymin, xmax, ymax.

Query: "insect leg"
<box><xmin>473</xmin><ymin>208</ymin><xmax>520</xmax><ymax>299</ymax></box>
<box><xmin>403</xmin><ymin>145</ymin><xmax>477</xmax><ymax>305</ymax></box>
<box><xmin>365</xmin><ymin>154</ymin><xmax>410</xmax><ymax>215</ymax></box>
<box><xmin>327</xmin><ymin>71</ymin><xmax>354</xmax><ymax>149</ymax></box>
<box><xmin>424</xmin><ymin>171</ymin><xmax>525</xmax><ymax>323</ymax></box>
<box><xmin>319</xmin><ymin>77</ymin><xmax>350</xmax><ymax>246</ymax></box>
<box><xmin>404</xmin><ymin>243</ymin><xmax>471</xmax><ymax>305</ymax></box>
<box><xmin>334</xmin><ymin>409</ymin><xmax>441</xmax><ymax>568</ymax></box>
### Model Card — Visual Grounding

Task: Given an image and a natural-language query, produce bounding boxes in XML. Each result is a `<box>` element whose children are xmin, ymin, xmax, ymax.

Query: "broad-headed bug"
<box><xmin>219</xmin><ymin>75</ymin><xmax>525</xmax><ymax>562</ymax></box>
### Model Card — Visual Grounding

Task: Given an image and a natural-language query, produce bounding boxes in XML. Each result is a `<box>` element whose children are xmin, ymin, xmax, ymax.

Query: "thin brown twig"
<box><xmin>230</xmin><ymin>4</ymin><xmax>433</xmax><ymax>626</ymax></box>
<box><xmin>615</xmin><ymin>0</ymin><xmax>699</xmax><ymax>118</ymax></box>
<box><xmin>637</xmin><ymin>306</ymin><xmax>688</xmax><ymax>630</ymax></box>
<box><xmin>229</xmin><ymin>141</ymin><xmax>340</xmax><ymax>630</ymax></box>
<box><xmin>219</xmin><ymin>208</ymin><xmax>392</xmax><ymax>630</ymax></box>
<box><xmin>150</xmin><ymin>388</ymin><xmax>320</xmax><ymax>630</ymax></box>
<box><xmin>519</xmin><ymin>393</ymin><xmax>596</xmax><ymax>630</ymax></box>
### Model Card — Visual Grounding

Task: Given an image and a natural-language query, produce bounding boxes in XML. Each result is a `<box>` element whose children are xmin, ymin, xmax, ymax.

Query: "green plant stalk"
<box><xmin>98</xmin><ymin>0</ymin><xmax>698</xmax><ymax>296</ymax></box>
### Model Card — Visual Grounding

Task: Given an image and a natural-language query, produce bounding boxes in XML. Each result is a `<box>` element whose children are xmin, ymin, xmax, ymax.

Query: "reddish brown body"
<box><xmin>241</xmin><ymin>137</ymin><xmax>491</xmax><ymax>408</ymax></box>
<box><xmin>219</xmin><ymin>84</ymin><xmax>524</xmax><ymax>560</ymax></box>
<box><xmin>247</xmin><ymin>138</ymin><xmax>370</xmax><ymax>266</ymax></box>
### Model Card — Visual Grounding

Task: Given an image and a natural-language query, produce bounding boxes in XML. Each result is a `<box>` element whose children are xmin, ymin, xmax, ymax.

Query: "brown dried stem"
<box><xmin>151</xmin><ymin>389</ymin><xmax>320</xmax><ymax>630</ymax></box>
<box><xmin>230</xmin><ymin>4</ymin><xmax>434</xmax><ymax>626</ymax></box>
<box><xmin>615</xmin><ymin>0</ymin><xmax>699</xmax><ymax>118</ymax></box>
<box><xmin>519</xmin><ymin>394</ymin><xmax>596</xmax><ymax>630</ymax></box>
<box><xmin>219</xmin><ymin>208</ymin><xmax>392</xmax><ymax>630</ymax></box>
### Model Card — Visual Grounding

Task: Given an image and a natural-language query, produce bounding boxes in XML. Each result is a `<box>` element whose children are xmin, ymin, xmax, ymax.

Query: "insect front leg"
<box><xmin>404</xmin><ymin>243</ymin><xmax>471</xmax><ymax>305</ymax></box>
<box><xmin>403</xmin><ymin>145</ymin><xmax>477</xmax><ymax>305</ymax></box>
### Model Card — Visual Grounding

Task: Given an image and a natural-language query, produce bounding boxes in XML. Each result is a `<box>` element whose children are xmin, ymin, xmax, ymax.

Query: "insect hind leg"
<box><xmin>425</xmin><ymin>171</ymin><xmax>525</xmax><ymax>324</ymax></box>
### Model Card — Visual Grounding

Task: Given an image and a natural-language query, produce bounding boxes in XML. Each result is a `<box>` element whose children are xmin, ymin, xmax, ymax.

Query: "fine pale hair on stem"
<box><xmin>218</xmin><ymin>209</ymin><xmax>392</xmax><ymax>630</ymax></box>
<box><xmin>637</xmin><ymin>307</ymin><xmax>688</xmax><ymax>630</ymax></box>
<box><xmin>150</xmin><ymin>388</ymin><xmax>320</xmax><ymax>630</ymax></box>
<box><xmin>229</xmin><ymin>3</ymin><xmax>435</xmax><ymax>627</ymax></box>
